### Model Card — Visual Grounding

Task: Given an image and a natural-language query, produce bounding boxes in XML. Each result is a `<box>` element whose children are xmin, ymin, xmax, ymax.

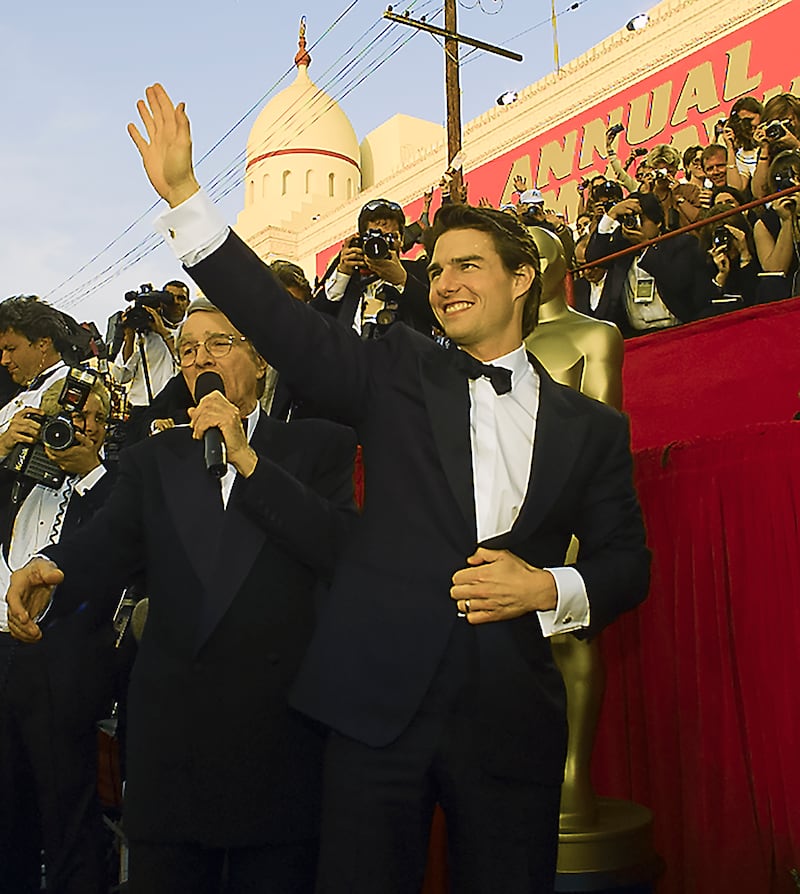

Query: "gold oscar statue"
<box><xmin>525</xmin><ymin>229</ymin><xmax>659</xmax><ymax>884</ymax></box>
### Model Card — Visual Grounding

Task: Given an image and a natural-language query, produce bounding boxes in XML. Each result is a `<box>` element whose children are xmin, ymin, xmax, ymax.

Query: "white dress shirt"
<box><xmin>0</xmin><ymin>360</ymin><xmax>68</xmax><ymax>438</ymax></box>
<box><xmin>154</xmin><ymin>190</ymin><xmax>589</xmax><ymax>636</ymax></box>
<box><xmin>112</xmin><ymin>324</ymin><xmax>179</xmax><ymax>407</ymax></box>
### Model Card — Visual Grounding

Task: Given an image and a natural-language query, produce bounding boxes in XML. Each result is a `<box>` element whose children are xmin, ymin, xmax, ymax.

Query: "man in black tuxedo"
<box><xmin>6</xmin><ymin>300</ymin><xmax>357</xmax><ymax>894</ymax></box>
<box><xmin>0</xmin><ymin>378</ymin><xmax>118</xmax><ymax>894</ymax></box>
<box><xmin>19</xmin><ymin>84</ymin><xmax>649</xmax><ymax>894</ymax></box>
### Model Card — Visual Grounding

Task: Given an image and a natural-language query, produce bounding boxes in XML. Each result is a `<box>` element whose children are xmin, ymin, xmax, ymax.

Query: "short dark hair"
<box><xmin>731</xmin><ymin>95</ymin><xmax>764</xmax><ymax>118</ymax></box>
<box><xmin>358</xmin><ymin>198</ymin><xmax>406</xmax><ymax>236</ymax></box>
<box><xmin>710</xmin><ymin>184</ymin><xmax>746</xmax><ymax>206</ymax></box>
<box><xmin>701</xmin><ymin>144</ymin><xmax>727</xmax><ymax>167</ymax></box>
<box><xmin>163</xmin><ymin>280</ymin><xmax>190</xmax><ymax>297</ymax></box>
<box><xmin>0</xmin><ymin>296</ymin><xmax>70</xmax><ymax>354</ymax></box>
<box><xmin>424</xmin><ymin>204</ymin><xmax>542</xmax><ymax>338</ymax></box>
<box><xmin>682</xmin><ymin>144</ymin><xmax>704</xmax><ymax>171</ymax></box>
<box><xmin>269</xmin><ymin>260</ymin><xmax>312</xmax><ymax>302</ymax></box>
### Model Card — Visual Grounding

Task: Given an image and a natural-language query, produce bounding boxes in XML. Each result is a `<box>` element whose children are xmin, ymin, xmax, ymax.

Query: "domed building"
<box><xmin>235</xmin><ymin>19</ymin><xmax>361</xmax><ymax>258</ymax></box>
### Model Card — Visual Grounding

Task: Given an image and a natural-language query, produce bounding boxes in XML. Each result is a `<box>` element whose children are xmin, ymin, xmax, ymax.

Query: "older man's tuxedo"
<box><xmin>179</xmin><ymin>228</ymin><xmax>651</xmax><ymax>892</ymax></box>
<box><xmin>42</xmin><ymin>414</ymin><xmax>356</xmax><ymax>875</ymax></box>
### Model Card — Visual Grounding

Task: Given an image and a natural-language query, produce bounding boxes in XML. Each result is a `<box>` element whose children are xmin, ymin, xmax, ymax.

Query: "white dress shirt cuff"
<box><xmin>597</xmin><ymin>214</ymin><xmax>620</xmax><ymax>235</ymax></box>
<box><xmin>154</xmin><ymin>189</ymin><xmax>229</xmax><ymax>267</ymax></box>
<box><xmin>74</xmin><ymin>464</ymin><xmax>107</xmax><ymax>496</ymax></box>
<box><xmin>537</xmin><ymin>566</ymin><xmax>590</xmax><ymax>637</ymax></box>
<box><xmin>324</xmin><ymin>268</ymin><xmax>351</xmax><ymax>302</ymax></box>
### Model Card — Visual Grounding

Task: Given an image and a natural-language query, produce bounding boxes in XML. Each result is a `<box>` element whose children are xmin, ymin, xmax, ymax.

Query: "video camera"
<box><xmin>5</xmin><ymin>368</ymin><xmax>98</xmax><ymax>489</ymax></box>
<box><xmin>123</xmin><ymin>283</ymin><xmax>174</xmax><ymax>333</ymax></box>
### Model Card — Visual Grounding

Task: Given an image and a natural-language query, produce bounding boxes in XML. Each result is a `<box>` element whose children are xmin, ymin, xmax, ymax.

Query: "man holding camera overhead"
<box><xmin>311</xmin><ymin>198</ymin><xmax>435</xmax><ymax>339</ymax></box>
<box><xmin>111</xmin><ymin>280</ymin><xmax>189</xmax><ymax>440</ymax></box>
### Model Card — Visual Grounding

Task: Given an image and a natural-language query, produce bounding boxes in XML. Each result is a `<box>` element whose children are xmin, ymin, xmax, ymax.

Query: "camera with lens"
<box><xmin>123</xmin><ymin>283</ymin><xmax>173</xmax><ymax>333</ymax></box>
<box><xmin>712</xmin><ymin>226</ymin><xmax>731</xmax><ymax>250</ymax></box>
<box><xmin>356</xmin><ymin>230</ymin><xmax>395</xmax><ymax>262</ymax></box>
<box><xmin>620</xmin><ymin>213</ymin><xmax>642</xmax><ymax>229</ymax></box>
<box><xmin>590</xmin><ymin>180</ymin><xmax>624</xmax><ymax>212</ymax></box>
<box><xmin>520</xmin><ymin>204</ymin><xmax>545</xmax><ymax>225</ymax></box>
<box><xmin>765</xmin><ymin>120</ymin><xmax>790</xmax><ymax>141</ymax></box>
<box><xmin>5</xmin><ymin>368</ymin><xmax>98</xmax><ymax>489</ymax></box>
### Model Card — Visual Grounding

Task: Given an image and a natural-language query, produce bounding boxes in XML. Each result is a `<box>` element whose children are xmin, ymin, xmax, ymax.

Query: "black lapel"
<box><xmin>419</xmin><ymin>347</ymin><xmax>476</xmax><ymax>536</ymax></box>
<box><xmin>192</xmin><ymin>416</ymin><xmax>279</xmax><ymax>651</ymax></box>
<box><xmin>158</xmin><ymin>429</ymin><xmax>225</xmax><ymax>597</ymax></box>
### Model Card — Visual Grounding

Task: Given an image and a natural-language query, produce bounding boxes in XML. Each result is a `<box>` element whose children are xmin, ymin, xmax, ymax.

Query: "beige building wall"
<box><xmin>236</xmin><ymin>0</ymin><xmax>793</xmax><ymax>282</ymax></box>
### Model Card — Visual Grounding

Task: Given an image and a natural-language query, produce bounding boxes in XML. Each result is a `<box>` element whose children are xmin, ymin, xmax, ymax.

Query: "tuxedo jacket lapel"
<box><xmin>419</xmin><ymin>348</ymin><xmax>476</xmax><ymax>537</ymax></box>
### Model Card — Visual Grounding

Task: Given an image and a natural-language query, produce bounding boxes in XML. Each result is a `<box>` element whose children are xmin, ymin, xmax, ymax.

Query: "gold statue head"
<box><xmin>528</xmin><ymin>228</ymin><xmax>567</xmax><ymax>305</ymax></box>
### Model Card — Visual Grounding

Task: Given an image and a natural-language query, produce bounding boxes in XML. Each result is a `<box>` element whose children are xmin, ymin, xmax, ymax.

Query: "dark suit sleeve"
<box><xmin>45</xmin><ymin>451</ymin><xmax>146</xmax><ymax>618</ymax></box>
<box><xmin>585</xmin><ymin>227</ymin><xmax>625</xmax><ymax>266</ymax></box>
<box><xmin>190</xmin><ymin>233</ymin><xmax>373</xmax><ymax>427</ymax></box>
<box><xmin>397</xmin><ymin>258</ymin><xmax>437</xmax><ymax>334</ymax></box>
<box><xmin>639</xmin><ymin>237</ymin><xmax>709</xmax><ymax>323</ymax></box>
<box><xmin>237</xmin><ymin>424</ymin><xmax>358</xmax><ymax>578</ymax></box>
<box><xmin>571</xmin><ymin>413</ymin><xmax>650</xmax><ymax>638</ymax></box>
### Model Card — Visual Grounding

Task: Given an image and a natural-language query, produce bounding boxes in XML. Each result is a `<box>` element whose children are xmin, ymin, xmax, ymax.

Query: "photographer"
<box><xmin>698</xmin><ymin>207</ymin><xmax>760</xmax><ymax>315</ymax></box>
<box><xmin>713</xmin><ymin>97</ymin><xmax>762</xmax><ymax>192</ymax></box>
<box><xmin>516</xmin><ymin>185</ymin><xmax>576</xmax><ymax>266</ymax></box>
<box><xmin>0</xmin><ymin>297</ymin><xmax>72</xmax><ymax>456</ymax></box>
<box><xmin>312</xmin><ymin>198</ymin><xmax>434</xmax><ymax>339</ymax></box>
<box><xmin>585</xmin><ymin>192</ymin><xmax>707</xmax><ymax>335</ymax></box>
<box><xmin>754</xmin><ymin>149</ymin><xmax>800</xmax><ymax>301</ymax></box>
<box><xmin>0</xmin><ymin>375</ymin><xmax>119</xmax><ymax>894</ymax></box>
<box><xmin>751</xmin><ymin>93</ymin><xmax>800</xmax><ymax>200</ymax></box>
<box><xmin>111</xmin><ymin>280</ymin><xmax>189</xmax><ymax>440</ymax></box>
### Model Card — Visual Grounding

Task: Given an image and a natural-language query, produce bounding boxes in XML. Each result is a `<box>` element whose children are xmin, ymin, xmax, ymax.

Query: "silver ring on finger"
<box><xmin>465</xmin><ymin>598</ymin><xmax>471</xmax><ymax>613</ymax></box>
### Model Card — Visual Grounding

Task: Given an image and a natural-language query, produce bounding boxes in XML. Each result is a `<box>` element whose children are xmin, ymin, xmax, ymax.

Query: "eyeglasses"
<box><xmin>177</xmin><ymin>334</ymin><xmax>248</xmax><ymax>367</ymax></box>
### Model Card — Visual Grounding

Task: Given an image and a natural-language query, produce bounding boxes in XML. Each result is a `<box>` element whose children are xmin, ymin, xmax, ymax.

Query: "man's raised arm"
<box><xmin>128</xmin><ymin>83</ymin><xmax>200</xmax><ymax>209</ymax></box>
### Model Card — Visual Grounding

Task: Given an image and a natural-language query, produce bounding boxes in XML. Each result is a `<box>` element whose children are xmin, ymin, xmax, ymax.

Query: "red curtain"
<box><xmin>593</xmin><ymin>423</ymin><xmax>800</xmax><ymax>893</ymax></box>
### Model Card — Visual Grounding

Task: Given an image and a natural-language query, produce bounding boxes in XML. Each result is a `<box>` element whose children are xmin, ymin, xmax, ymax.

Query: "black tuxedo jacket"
<box><xmin>46</xmin><ymin>415</ymin><xmax>357</xmax><ymax>846</ymax></box>
<box><xmin>187</xmin><ymin>232</ymin><xmax>650</xmax><ymax>786</ymax></box>
<box><xmin>586</xmin><ymin>227</ymin><xmax>708</xmax><ymax>333</ymax></box>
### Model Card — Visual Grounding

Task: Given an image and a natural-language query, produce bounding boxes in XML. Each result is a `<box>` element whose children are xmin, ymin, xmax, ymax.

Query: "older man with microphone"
<box><xmin>6</xmin><ymin>298</ymin><xmax>357</xmax><ymax>894</ymax></box>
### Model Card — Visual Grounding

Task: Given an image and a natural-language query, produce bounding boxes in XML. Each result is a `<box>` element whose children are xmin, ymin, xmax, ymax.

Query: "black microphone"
<box><xmin>194</xmin><ymin>371</ymin><xmax>227</xmax><ymax>478</ymax></box>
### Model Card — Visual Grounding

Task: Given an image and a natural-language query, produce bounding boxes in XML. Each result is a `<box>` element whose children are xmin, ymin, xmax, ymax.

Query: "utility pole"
<box><xmin>444</xmin><ymin>0</ymin><xmax>463</xmax><ymax>201</ymax></box>
<box><xmin>384</xmin><ymin>6</ymin><xmax>522</xmax><ymax>205</ymax></box>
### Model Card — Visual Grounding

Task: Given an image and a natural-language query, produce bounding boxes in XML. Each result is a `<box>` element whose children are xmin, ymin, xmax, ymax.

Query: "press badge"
<box><xmin>634</xmin><ymin>270</ymin><xmax>656</xmax><ymax>304</ymax></box>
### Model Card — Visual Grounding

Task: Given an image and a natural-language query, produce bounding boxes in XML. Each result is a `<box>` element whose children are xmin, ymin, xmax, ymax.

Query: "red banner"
<box><xmin>317</xmin><ymin>4</ymin><xmax>799</xmax><ymax>277</ymax></box>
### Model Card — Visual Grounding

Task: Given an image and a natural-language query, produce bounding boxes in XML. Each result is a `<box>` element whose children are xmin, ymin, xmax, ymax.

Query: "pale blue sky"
<box><xmin>1</xmin><ymin>0</ymin><xmax>649</xmax><ymax>327</ymax></box>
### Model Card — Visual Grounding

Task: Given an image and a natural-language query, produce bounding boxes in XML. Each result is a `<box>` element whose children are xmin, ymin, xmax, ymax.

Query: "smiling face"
<box><xmin>177</xmin><ymin>309</ymin><xmax>266</xmax><ymax>415</ymax></box>
<box><xmin>427</xmin><ymin>228</ymin><xmax>534</xmax><ymax>361</ymax></box>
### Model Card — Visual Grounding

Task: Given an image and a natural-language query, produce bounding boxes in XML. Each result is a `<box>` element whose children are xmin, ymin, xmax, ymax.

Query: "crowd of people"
<box><xmin>0</xmin><ymin>82</ymin><xmax>796</xmax><ymax>894</ymax></box>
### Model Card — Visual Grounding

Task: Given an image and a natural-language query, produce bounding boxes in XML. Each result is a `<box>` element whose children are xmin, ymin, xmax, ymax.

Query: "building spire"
<box><xmin>294</xmin><ymin>16</ymin><xmax>311</xmax><ymax>69</ymax></box>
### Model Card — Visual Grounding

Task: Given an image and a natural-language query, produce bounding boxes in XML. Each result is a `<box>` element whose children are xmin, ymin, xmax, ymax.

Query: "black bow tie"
<box><xmin>450</xmin><ymin>348</ymin><xmax>513</xmax><ymax>395</ymax></box>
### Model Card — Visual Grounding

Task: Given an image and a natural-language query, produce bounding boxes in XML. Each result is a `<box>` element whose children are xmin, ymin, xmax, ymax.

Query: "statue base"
<box><xmin>555</xmin><ymin>798</ymin><xmax>662</xmax><ymax>892</ymax></box>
